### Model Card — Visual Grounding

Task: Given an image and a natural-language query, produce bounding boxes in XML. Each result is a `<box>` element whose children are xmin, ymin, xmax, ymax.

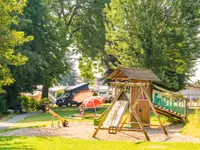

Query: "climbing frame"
<box><xmin>93</xmin><ymin>82</ymin><xmax>168</xmax><ymax>141</ymax></box>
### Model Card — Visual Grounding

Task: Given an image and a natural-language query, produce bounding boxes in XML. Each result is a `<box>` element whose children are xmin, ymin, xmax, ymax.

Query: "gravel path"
<box><xmin>0</xmin><ymin>122</ymin><xmax>199</xmax><ymax>142</ymax></box>
<box><xmin>0</xmin><ymin>112</ymin><xmax>39</xmax><ymax>130</ymax></box>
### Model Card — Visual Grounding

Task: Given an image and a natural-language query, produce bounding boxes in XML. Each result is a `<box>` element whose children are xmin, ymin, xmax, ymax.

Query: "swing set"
<box><xmin>92</xmin><ymin>67</ymin><xmax>168</xmax><ymax>141</ymax></box>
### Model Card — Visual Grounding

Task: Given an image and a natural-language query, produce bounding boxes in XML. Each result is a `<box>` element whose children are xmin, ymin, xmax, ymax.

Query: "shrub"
<box><xmin>21</xmin><ymin>96</ymin><xmax>39</xmax><ymax>112</ymax></box>
<box><xmin>181</xmin><ymin>110</ymin><xmax>200</xmax><ymax>138</ymax></box>
<box><xmin>39</xmin><ymin>98</ymin><xmax>51</xmax><ymax>105</ymax></box>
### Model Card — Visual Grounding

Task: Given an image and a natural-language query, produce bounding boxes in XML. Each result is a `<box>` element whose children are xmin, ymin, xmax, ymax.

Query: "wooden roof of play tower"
<box><xmin>108</xmin><ymin>67</ymin><xmax>160</xmax><ymax>81</ymax></box>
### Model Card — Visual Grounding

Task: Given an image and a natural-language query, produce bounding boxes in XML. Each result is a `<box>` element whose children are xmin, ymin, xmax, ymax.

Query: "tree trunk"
<box><xmin>42</xmin><ymin>85</ymin><xmax>49</xmax><ymax>99</ymax></box>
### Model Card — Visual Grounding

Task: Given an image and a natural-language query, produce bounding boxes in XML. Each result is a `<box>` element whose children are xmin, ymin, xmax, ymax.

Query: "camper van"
<box><xmin>56</xmin><ymin>83</ymin><xmax>89</xmax><ymax>107</ymax></box>
<box><xmin>98</xmin><ymin>86</ymin><xmax>113</xmax><ymax>103</ymax></box>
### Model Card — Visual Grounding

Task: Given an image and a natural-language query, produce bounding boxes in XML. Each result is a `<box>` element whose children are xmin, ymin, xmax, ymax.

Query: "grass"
<box><xmin>0</xmin><ymin>136</ymin><xmax>199</xmax><ymax>150</ymax></box>
<box><xmin>20</xmin><ymin>107</ymin><xmax>106</xmax><ymax>123</ymax></box>
<box><xmin>0</xmin><ymin>107</ymin><xmax>198</xmax><ymax>150</ymax></box>
<box><xmin>0</xmin><ymin>104</ymin><xmax>171</xmax><ymax>134</ymax></box>
<box><xmin>20</xmin><ymin>106</ymin><xmax>169</xmax><ymax>125</ymax></box>
<box><xmin>1</xmin><ymin>107</ymin><xmax>108</xmax><ymax>129</ymax></box>
<box><xmin>0</xmin><ymin>106</ymin><xmax>169</xmax><ymax>135</ymax></box>
<box><xmin>181</xmin><ymin>110</ymin><xmax>200</xmax><ymax>139</ymax></box>
<box><xmin>150</xmin><ymin>112</ymin><xmax>169</xmax><ymax>125</ymax></box>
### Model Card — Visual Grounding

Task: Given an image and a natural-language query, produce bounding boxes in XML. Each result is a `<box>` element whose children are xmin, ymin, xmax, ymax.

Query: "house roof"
<box><xmin>108</xmin><ymin>67</ymin><xmax>160</xmax><ymax>81</ymax></box>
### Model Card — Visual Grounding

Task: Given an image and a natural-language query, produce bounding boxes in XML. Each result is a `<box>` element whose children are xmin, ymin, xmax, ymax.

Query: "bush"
<box><xmin>39</xmin><ymin>97</ymin><xmax>53</xmax><ymax>107</ymax></box>
<box><xmin>39</xmin><ymin>98</ymin><xmax>52</xmax><ymax>105</ymax></box>
<box><xmin>21</xmin><ymin>96</ymin><xmax>40</xmax><ymax>112</ymax></box>
<box><xmin>0</xmin><ymin>96</ymin><xmax>7</xmax><ymax>113</ymax></box>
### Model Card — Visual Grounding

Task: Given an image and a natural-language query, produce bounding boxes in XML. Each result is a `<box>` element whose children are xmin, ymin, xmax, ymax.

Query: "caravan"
<box><xmin>56</xmin><ymin>83</ymin><xmax>89</xmax><ymax>107</ymax></box>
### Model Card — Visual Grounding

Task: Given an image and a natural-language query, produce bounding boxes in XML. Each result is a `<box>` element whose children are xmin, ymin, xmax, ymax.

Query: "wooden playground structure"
<box><xmin>152</xmin><ymin>85</ymin><xmax>188</xmax><ymax>122</ymax></box>
<box><xmin>93</xmin><ymin>67</ymin><xmax>168</xmax><ymax>141</ymax></box>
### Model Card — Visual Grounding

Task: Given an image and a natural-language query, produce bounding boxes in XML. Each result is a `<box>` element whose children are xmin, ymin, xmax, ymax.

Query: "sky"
<box><xmin>190</xmin><ymin>60</ymin><xmax>200</xmax><ymax>82</ymax></box>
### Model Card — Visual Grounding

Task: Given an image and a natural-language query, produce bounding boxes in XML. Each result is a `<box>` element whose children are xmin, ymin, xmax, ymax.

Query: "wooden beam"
<box><xmin>95</xmin><ymin>127</ymin><xmax>148</xmax><ymax>133</ymax></box>
<box><xmin>129</xmin><ymin>102</ymin><xmax>150</xmax><ymax>141</ymax></box>
<box><xmin>129</xmin><ymin>122</ymin><xmax>163</xmax><ymax>127</ymax></box>
<box><xmin>112</xmin><ymin>78</ymin><xmax>131</xmax><ymax>81</ymax></box>
<box><xmin>110</xmin><ymin>82</ymin><xmax>148</xmax><ymax>87</ymax></box>
<box><xmin>142</xmin><ymin>88</ymin><xmax>168</xmax><ymax>136</ymax></box>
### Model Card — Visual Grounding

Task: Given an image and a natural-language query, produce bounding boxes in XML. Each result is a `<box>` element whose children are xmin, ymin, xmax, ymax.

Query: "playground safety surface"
<box><xmin>0</xmin><ymin>122</ymin><xmax>199</xmax><ymax>142</ymax></box>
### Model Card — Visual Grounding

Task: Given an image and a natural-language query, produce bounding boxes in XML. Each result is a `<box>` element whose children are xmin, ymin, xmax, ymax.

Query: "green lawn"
<box><xmin>21</xmin><ymin>106</ymin><xmax>168</xmax><ymax>123</ymax></box>
<box><xmin>7</xmin><ymin>106</ymin><xmax>168</xmax><ymax>130</ymax></box>
<box><xmin>0</xmin><ymin>107</ymin><xmax>106</xmax><ymax>130</ymax></box>
<box><xmin>0</xmin><ymin>136</ymin><xmax>199</xmax><ymax>150</ymax></box>
<box><xmin>20</xmin><ymin>107</ymin><xmax>106</xmax><ymax>123</ymax></box>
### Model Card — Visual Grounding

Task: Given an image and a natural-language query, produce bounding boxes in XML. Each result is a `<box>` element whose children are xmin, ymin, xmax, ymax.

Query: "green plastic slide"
<box><xmin>93</xmin><ymin>108</ymin><xmax>109</xmax><ymax>126</ymax></box>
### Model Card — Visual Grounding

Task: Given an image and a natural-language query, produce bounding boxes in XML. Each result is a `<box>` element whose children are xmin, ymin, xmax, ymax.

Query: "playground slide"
<box><xmin>103</xmin><ymin>101</ymin><xmax>128</xmax><ymax>128</ymax></box>
<box><xmin>93</xmin><ymin>108</ymin><xmax>109</xmax><ymax>126</ymax></box>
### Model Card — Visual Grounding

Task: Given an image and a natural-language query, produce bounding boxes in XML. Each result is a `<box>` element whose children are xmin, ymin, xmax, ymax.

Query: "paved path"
<box><xmin>0</xmin><ymin>112</ymin><xmax>39</xmax><ymax>130</ymax></box>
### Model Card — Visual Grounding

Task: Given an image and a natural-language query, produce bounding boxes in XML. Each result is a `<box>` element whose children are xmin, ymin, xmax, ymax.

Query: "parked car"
<box><xmin>56</xmin><ymin>83</ymin><xmax>89</xmax><ymax>107</ymax></box>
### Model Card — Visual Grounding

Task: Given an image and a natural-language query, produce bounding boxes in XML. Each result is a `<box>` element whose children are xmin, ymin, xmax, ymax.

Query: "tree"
<box><xmin>59</xmin><ymin>51</ymin><xmax>78</xmax><ymax>86</ymax></box>
<box><xmin>78</xmin><ymin>56</ymin><xmax>96</xmax><ymax>84</ymax></box>
<box><xmin>195</xmin><ymin>80</ymin><xmax>200</xmax><ymax>85</ymax></box>
<box><xmin>0</xmin><ymin>0</ymin><xmax>33</xmax><ymax>92</ymax></box>
<box><xmin>105</xmin><ymin>0</ymin><xmax>200</xmax><ymax>91</ymax></box>
<box><xmin>46</xmin><ymin>0</ymin><xmax>109</xmax><ymax>80</ymax></box>
<box><xmin>4</xmin><ymin>0</ymin><xmax>70</xmax><ymax>108</ymax></box>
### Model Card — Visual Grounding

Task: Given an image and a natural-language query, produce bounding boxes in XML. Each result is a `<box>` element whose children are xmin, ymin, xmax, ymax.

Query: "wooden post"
<box><xmin>129</xmin><ymin>103</ymin><xmax>150</xmax><ymax>141</ymax></box>
<box><xmin>51</xmin><ymin>116</ymin><xmax>54</xmax><ymax>127</ymax></box>
<box><xmin>142</xmin><ymin>87</ymin><xmax>168</xmax><ymax>136</ymax></box>
<box><xmin>58</xmin><ymin>119</ymin><xmax>61</xmax><ymax>127</ymax></box>
<box><xmin>184</xmin><ymin>98</ymin><xmax>188</xmax><ymax>121</ymax></box>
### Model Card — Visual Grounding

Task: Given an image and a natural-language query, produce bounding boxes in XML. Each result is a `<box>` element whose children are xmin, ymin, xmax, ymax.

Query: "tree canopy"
<box><xmin>1</xmin><ymin>0</ymin><xmax>200</xmax><ymax>111</ymax></box>
<box><xmin>105</xmin><ymin>0</ymin><xmax>200</xmax><ymax>90</ymax></box>
<box><xmin>0</xmin><ymin>0</ymin><xmax>33</xmax><ymax>92</ymax></box>
<box><xmin>3</xmin><ymin>0</ymin><xmax>70</xmax><ymax>108</ymax></box>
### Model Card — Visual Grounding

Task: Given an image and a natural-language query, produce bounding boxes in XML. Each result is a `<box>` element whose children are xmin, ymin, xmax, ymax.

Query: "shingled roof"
<box><xmin>108</xmin><ymin>67</ymin><xmax>160</xmax><ymax>81</ymax></box>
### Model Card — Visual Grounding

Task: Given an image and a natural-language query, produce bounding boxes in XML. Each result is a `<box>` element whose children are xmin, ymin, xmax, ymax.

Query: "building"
<box><xmin>179</xmin><ymin>84</ymin><xmax>200</xmax><ymax>100</ymax></box>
